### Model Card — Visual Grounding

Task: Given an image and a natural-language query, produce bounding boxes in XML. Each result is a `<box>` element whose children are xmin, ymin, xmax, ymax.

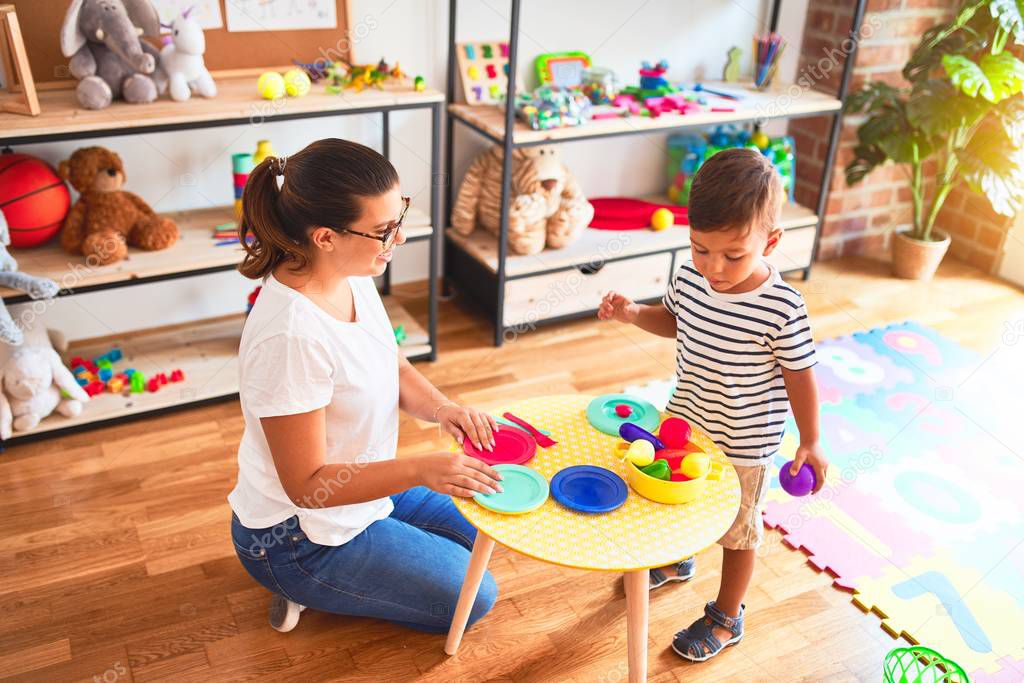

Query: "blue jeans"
<box><xmin>230</xmin><ymin>487</ymin><xmax>497</xmax><ymax>633</ymax></box>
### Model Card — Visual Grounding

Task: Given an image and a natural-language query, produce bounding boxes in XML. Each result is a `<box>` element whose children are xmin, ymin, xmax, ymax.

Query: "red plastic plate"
<box><xmin>462</xmin><ymin>427</ymin><xmax>537</xmax><ymax>466</ymax></box>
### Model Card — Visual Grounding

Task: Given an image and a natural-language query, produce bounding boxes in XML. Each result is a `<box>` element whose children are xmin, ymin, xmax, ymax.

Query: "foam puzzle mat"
<box><xmin>625</xmin><ymin>321</ymin><xmax>1024</xmax><ymax>681</ymax></box>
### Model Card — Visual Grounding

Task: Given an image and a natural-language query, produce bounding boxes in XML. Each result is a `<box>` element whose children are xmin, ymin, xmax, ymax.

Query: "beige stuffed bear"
<box><xmin>451</xmin><ymin>145</ymin><xmax>594</xmax><ymax>255</ymax></box>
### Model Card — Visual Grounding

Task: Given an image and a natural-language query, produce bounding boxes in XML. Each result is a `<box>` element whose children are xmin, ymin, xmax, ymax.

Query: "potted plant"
<box><xmin>845</xmin><ymin>0</ymin><xmax>1024</xmax><ymax>280</ymax></box>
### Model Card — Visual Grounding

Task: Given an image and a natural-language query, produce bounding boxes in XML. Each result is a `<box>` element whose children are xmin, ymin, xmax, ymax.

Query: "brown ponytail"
<box><xmin>238</xmin><ymin>138</ymin><xmax>399</xmax><ymax>279</ymax></box>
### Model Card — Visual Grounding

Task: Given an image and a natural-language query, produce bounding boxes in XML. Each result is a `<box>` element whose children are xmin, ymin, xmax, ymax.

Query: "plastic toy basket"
<box><xmin>883</xmin><ymin>646</ymin><xmax>969</xmax><ymax>683</ymax></box>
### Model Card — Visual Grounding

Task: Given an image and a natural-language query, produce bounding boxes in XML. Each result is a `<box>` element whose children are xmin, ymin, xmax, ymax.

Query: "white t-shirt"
<box><xmin>228</xmin><ymin>274</ymin><xmax>400</xmax><ymax>545</ymax></box>
<box><xmin>663</xmin><ymin>260</ymin><xmax>817</xmax><ymax>467</ymax></box>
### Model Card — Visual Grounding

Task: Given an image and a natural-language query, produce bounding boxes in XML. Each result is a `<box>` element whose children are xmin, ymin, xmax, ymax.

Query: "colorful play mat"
<box><xmin>625</xmin><ymin>321</ymin><xmax>1024</xmax><ymax>681</ymax></box>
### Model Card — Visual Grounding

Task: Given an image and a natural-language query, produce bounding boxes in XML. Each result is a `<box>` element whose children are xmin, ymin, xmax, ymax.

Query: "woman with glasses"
<box><xmin>229</xmin><ymin>138</ymin><xmax>502</xmax><ymax>634</ymax></box>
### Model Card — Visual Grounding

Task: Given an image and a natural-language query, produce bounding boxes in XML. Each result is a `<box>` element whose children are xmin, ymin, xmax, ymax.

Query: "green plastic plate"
<box><xmin>586</xmin><ymin>393</ymin><xmax>661</xmax><ymax>436</ymax></box>
<box><xmin>473</xmin><ymin>464</ymin><xmax>549</xmax><ymax>515</ymax></box>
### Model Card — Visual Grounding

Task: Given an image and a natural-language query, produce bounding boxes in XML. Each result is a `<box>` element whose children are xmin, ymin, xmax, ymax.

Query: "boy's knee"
<box><xmin>466</xmin><ymin>571</ymin><xmax>498</xmax><ymax>626</ymax></box>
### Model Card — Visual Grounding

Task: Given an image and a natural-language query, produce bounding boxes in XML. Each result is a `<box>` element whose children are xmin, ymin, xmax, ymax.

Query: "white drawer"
<box><xmin>503</xmin><ymin>252</ymin><xmax>672</xmax><ymax>327</ymax></box>
<box><xmin>768</xmin><ymin>226</ymin><xmax>816</xmax><ymax>272</ymax></box>
<box><xmin>670</xmin><ymin>226</ymin><xmax>817</xmax><ymax>277</ymax></box>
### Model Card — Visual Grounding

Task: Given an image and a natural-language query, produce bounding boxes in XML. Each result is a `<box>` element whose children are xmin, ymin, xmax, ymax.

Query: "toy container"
<box><xmin>581</xmin><ymin>67</ymin><xmax>618</xmax><ymax>105</ymax></box>
<box><xmin>626</xmin><ymin>458</ymin><xmax>724</xmax><ymax>504</ymax></box>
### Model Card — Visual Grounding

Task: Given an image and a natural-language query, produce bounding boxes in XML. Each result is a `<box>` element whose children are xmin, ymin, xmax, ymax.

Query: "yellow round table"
<box><xmin>444</xmin><ymin>395</ymin><xmax>742</xmax><ymax>682</ymax></box>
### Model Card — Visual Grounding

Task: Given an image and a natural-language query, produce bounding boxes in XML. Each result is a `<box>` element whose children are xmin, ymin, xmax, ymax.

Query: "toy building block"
<box><xmin>155</xmin><ymin>372</ymin><xmax>168</xmax><ymax>385</ymax></box>
<box><xmin>108</xmin><ymin>377</ymin><xmax>125</xmax><ymax>393</ymax></box>
<box><xmin>130</xmin><ymin>373</ymin><xmax>146</xmax><ymax>393</ymax></box>
<box><xmin>84</xmin><ymin>380</ymin><xmax>105</xmax><ymax>397</ymax></box>
<box><xmin>98</xmin><ymin>368</ymin><xmax>112</xmax><ymax>382</ymax></box>
<box><xmin>146</xmin><ymin>377</ymin><xmax>160</xmax><ymax>392</ymax></box>
<box><xmin>169</xmin><ymin>369</ymin><xmax>185</xmax><ymax>382</ymax></box>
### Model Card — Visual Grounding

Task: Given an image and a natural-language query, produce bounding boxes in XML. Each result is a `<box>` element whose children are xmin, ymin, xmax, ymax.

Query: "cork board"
<box><xmin>4</xmin><ymin>0</ymin><xmax>350</xmax><ymax>86</ymax></box>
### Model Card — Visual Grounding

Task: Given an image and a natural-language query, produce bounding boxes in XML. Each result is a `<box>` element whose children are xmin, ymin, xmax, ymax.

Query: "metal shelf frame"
<box><xmin>443</xmin><ymin>0</ymin><xmax>869</xmax><ymax>346</ymax></box>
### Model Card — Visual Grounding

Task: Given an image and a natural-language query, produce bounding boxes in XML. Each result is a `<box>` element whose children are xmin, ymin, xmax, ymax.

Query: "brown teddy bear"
<box><xmin>58</xmin><ymin>146</ymin><xmax>178</xmax><ymax>265</ymax></box>
<box><xmin>451</xmin><ymin>145</ymin><xmax>593</xmax><ymax>255</ymax></box>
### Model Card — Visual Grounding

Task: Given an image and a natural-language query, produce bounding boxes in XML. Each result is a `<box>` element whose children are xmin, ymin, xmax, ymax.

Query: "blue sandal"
<box><xmin>671</xmin><ymin>601</ymin><xmax>744</xmax><ymax>662</ymax></box>
<box><xmin>649</xmin><ymin>556</ymin><xmax>696</xmax><ymax>591</ymax></box>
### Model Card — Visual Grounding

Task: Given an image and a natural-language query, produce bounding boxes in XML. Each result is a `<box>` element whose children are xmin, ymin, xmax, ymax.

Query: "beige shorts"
<box><xmin>718</xmin><ymin>463</ymin><xmax>770</xmax><ymax>551</ymax></box>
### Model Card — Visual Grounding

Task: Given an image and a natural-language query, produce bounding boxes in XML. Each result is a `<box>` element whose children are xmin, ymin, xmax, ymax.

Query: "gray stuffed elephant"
<box><xmin>60</xmin><ymin>0</ymin><xmax>168</xmax><ymax>110</ymax></box>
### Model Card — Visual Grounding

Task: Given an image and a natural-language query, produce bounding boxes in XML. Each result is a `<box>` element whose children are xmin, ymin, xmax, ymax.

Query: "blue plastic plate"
<box><xmin>550</xmin><ymin>465</ymin><xmax>628</xmax><ymax>514</ymax></box>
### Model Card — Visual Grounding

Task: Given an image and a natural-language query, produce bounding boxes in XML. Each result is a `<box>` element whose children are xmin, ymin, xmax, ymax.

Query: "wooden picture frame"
<box><xmin>0</xmin><ymin>4</ymin><xmax>38</xmax><ymax>116</ymax></box>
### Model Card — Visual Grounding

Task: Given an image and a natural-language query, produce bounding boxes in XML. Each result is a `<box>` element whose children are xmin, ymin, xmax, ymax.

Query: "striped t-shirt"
<box><xmin>663</xmin><ymin>261</ymin><xmax>817</xmax><ymax>467</ymax></box>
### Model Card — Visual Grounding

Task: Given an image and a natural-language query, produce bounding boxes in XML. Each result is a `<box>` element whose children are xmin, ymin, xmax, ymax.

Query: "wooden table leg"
<box><xmin>623</xmin><ymin>569</ymin><xmax>650</xmax><ymax>683</ymax></box>
<box><xmin>444</xmin><ymin>532</ymin><xmax>496</xmax><ymax>656</ymax></box>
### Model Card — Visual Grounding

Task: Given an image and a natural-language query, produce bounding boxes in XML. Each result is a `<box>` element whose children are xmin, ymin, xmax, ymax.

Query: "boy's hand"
<box><xmin>791</xmin><ymin>442</ymin><xmax>828</xmax><ymax>494</ymax></box>
<box><xmin>598</xmin><ymin>291</ymin><xmax>639</xmax><ymax>324</ymax></box>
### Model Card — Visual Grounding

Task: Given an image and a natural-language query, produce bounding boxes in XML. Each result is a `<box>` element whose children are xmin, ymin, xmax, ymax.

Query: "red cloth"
<box><xmin>588</xmin><ymin>197</ymin><xmax>688</xmax><ymax>230</ymax></box>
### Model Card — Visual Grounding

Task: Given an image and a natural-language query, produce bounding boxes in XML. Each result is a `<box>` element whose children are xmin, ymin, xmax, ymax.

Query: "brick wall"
<box><xmin>936</xmin><ymin>181</ymin><xmax>1015</xmax><ymax>272</ymax></box>
<box><xmin>788</xmin><ymin>0</ymin><xmax>955</xmax><ymax>261</ymax></box>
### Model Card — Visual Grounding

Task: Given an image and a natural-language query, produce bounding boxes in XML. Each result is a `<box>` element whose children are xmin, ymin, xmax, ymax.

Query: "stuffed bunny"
<box><xmin>159</xmin><ymin>7</ymin><xmax>216</xmax><ymax>102</ymax></box>
<box><xmin>0</xmin><ymin>323</ymin><xmax>89</xmax><ymax>439</ymax></box>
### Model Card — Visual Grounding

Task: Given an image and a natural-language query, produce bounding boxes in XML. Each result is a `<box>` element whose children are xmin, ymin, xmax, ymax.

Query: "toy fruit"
<box><xmin>257</xmin><ymin>71</ymin><xmax>286</xmax><ymax>99</ymax></box>
<box><xmin>650</xmin><ymin>207</ymin><xmax>674</xmax><ymax>231</ymax></box>
<box><xmin>619</xmin><ymin>422</ymin><xmax>667</xmax><ymax>451</ymax></box>
<box><xmin>414</xmin><ymin>75</ymin><xmax>426</xmax><ymax>91</ymax></box>
<box><xmin>283</xmin><ymin>68</ymin><xmax>312</xmax><ymax>97</ymax></box>
<box><xmin>670</xmin><ymin>472</ymin><xmax>691</xmax><ymax>482</ymax></box>
<box><xmin>658</xmin><ymin>417</ymin><xmax>692</xmax><ymax>449</ymax></box>
<box><xmin>780</xmin><ymin>460</ymin><xmax>817</xmax><ymax>497</ymax></box>
<box><xmin>680</xmin><ymin>451</ymin><xmax>711</xmax><ymax>479</ymax></box>
<box><xmin>654</xmin><ymin>449</ymin><xmax>685</xmax><ymax>472</ymax></box>
<box><xmin>639</xmin><ymin>459</ymin><xmax>671</xmax><ymax>481</ymax></box>
<box><xmin>624</xmin><ymin>439</ymin><xmax>655</xmax><ymax>467</ymax></box>
<box><xmin>614</xmin><ymin>403</ymin><xmax>632</xmax><ymax>418</ymax></box>
<box><xmin>751</xmin><ymin>130</ymin><xmax>770</xmax><ymax>149</ymax></box>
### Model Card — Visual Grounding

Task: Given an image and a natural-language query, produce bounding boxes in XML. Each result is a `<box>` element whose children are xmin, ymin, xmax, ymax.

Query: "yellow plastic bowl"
<box><xmin>626</xmin><ymin>459</ymin><xmax>724</xmax><ymax>504</ymax></box>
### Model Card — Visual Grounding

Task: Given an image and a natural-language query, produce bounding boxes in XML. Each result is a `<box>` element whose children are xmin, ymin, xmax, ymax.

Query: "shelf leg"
<box><xmin>811</xmin><ymin>0</ymin><xmax>868</xmax><ymax>267</ymax></box>
<box><xmin>429</xmin><ymin>101</ymin><xmax>442</xmax><ymax>361</ymax></box>
<box><xmin>493</xmin><ymin>0</ymin><xmax>521</xmax><ymax>349</ymax></box>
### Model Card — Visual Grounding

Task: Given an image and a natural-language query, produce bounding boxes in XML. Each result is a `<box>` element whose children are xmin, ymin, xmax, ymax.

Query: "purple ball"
<box><xmin>779</xmin><ymin>461</ymin><xmax>816</xmax><ymax>497</ymax></box>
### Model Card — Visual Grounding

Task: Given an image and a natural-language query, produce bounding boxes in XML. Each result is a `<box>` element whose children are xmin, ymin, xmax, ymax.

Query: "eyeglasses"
<box><xmin>340</xmin><ymin>196</ymin><xmax>410</xmax><ymax>249</ymax></box>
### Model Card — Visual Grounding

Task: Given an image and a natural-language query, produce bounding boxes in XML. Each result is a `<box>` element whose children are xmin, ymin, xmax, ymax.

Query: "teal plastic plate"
<box><xmin>586</xmin><ymin>393</ymin><xmax>660</xmax><ymax>436</ymax></box>
<box><xmin>473</xmin><ymin>464</ymin><xmax>549</xmax><ymax>515</ymax></box>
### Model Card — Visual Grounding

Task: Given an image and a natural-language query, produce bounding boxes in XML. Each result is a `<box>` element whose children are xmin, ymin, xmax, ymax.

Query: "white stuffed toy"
<box><xmin>159</xmin><ymin>7</ymin><xmax>216</xmax><ymax>102</ymax></box>
<box><xmin>0</xmin><ymin>323</ymin><xmax>89</xmax><ymax>438</ymax></box>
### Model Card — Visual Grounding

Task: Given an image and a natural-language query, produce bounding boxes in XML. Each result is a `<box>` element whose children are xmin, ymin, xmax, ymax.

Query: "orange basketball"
<box><xmin>0</xmin><ymin>152</ymin><xmax>71</xmax><ymax>248</ymax></box>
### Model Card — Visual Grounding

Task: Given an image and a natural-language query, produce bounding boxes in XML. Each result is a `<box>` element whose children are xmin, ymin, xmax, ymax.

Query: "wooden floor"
<box><xmin>2</xmin><ymin>256</ymin><xmax>1021</xmax><ymax>683</ymax></box>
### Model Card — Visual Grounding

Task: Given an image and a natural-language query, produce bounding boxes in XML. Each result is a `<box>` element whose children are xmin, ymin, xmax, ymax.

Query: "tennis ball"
<box><xmin>651</xmin><ymin>207</ymin><xmax>674</xmax><ymax>231</ymax></box>
<box><xmin>257</xmin><ymin>71</ymin><xmax>286</xmax><ymax>100</ymax></box>
<box><xmin>283</xmin><ymin>69</ymin><xmax>312</xmax><ymax>97</ymax></box>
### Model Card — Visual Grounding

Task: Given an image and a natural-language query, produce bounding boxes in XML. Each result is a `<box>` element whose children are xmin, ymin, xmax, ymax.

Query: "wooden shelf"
<box><xmin>449</xmin><ymin>81</ymin><xmax>840</xmax><ymax>146</ymax></box>
<box><xmin>382</xmin><ymin>294</ymin><xmax>432</xmax><ymax>359</ymax></box>
<box><xmin>7</xmin><ymin>295</ymin><xmax>431</xmax><ymax>441</ymax></box>
<box><xmin>0</xmin><ymin>77</ymin><xmax>444</xmax><ymax>142</ymax></box>
<box><xmin>1</xmin><ymin>204</ymin><xmax>432</xmax><ymax>301</ymax></box>
<box><xmin>446</xmin><ymin>200</ymin><xmax>818</xmax><ymax>278</ymax></box>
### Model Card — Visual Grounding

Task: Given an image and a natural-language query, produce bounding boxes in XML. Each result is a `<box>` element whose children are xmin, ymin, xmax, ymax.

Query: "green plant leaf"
<box><xmin>907</xmin><ymin>79</ymin><xmax>989</xmax><ymax>137</ymax></box>
<box><xmin>943</xmin><ymin>52</ymin><xmax>1024</xmax><ymax>102</ymax></box>
<box><xmin>990</xmin><ymin>0</ymin><xmax>1024</xmax><ymax>44</ymax></box>
<box><xmin>846</xmin><ymin>143</ymin><xmax>889</xmax><ymax>186</ymax></box>
<box><xmin>958</xmin><ymin>119</ymin><xmax>1024</xmax><ymax>215</ymax></box>
<box><xmin>996</xmin><ymin>96</ymin><xmax>1024</xmax><ymax>145</ymax></box>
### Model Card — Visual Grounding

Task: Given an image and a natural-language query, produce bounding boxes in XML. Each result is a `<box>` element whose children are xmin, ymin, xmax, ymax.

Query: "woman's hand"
<box><xmin>414</xmin><ymin>452</ymin><xmax>504</xmax><ymax>497</ymax></box>
<box><xmin>437</xmin><ymin>403</ymin><xmax>498</xmax><ymax>451</ymax></box>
